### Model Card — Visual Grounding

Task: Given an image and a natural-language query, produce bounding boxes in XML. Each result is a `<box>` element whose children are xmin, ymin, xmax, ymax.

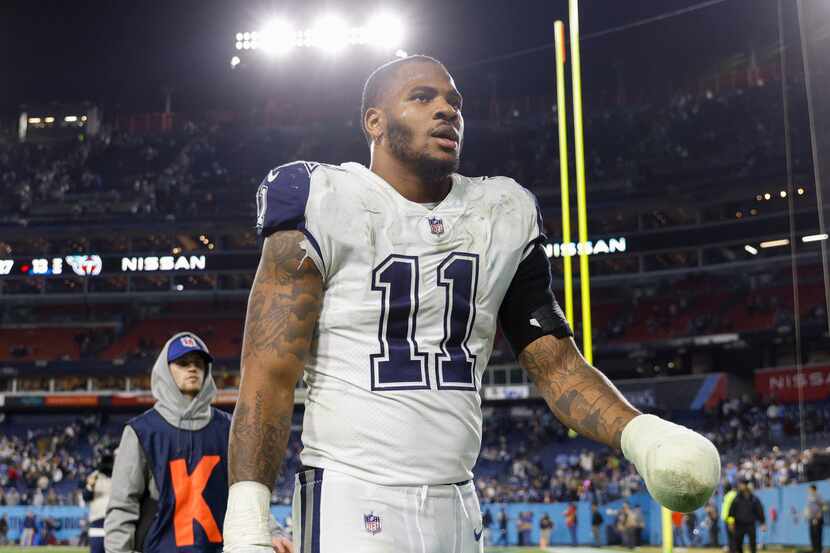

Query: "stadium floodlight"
<box><xmin>744</xmin><ymin>245</ymin><xmax>758</xmax><ymax>255</ymax></box>
<box><xmin>233</xmin><ymin>12</ymin><xmax>406</xmax><ymax>58</ymax></box>
<box><xmin>803</xmin><ymin>233</ymin><xmax>829</xmax><ymax>243</ymax></box>
<box><xmin>797</xmin><ymin>187</ymin><xmax>805</xmax><ymax>195</ymax></box>
<box><xmin>366</xmin><ymin>14</ymin><xmax>405</xmax><ymax>49</ymax></box>
<box><xmin>44</xmin><ymin>116</ymin><xmax>55</xmax><ymax>124</ymax></box>
<box><xmin>28</xmin><ymin>117</ymin><xmax>41</xmax><ymax>124</ymax></box>
<box><xmin>259</xmin><ymin>19</ymin><xmax>295</xmax><ymax>56</ymax></box>
<box><xmin>64</xmin><ymin>115</ymin><xmax>78</xmax><ymax>122</ymax></box>
<box><xmin>760</xmin><ymin>239</ymin><xmax>790</xmax><ymax>248</ymax></box>
<box><xmin>310</xmin><ymin>15</ymin><xmax>349</xmax><ymax>53</ymax></box>
<box><xmin>230</xmin><ymin>56</ymin><xmax>241</xmax><ymax>68</ymax></box>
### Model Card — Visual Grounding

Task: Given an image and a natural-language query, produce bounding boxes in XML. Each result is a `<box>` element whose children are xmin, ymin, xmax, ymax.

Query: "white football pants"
<box><xmin>292</xmin><ymin>467</ymin><xmax>484</xmax><ymax>553</ymax></box>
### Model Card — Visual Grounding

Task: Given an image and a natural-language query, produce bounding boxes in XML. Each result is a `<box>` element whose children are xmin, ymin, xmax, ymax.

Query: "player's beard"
<box><xmin>387</xmin><ymin>116</ymin><xmax>460</xmax><ymax>181</ymax></box>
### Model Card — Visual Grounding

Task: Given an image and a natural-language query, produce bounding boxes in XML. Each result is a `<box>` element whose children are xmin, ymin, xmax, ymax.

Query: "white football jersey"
<box><xmin>256</xmin><ymin>161</ymin><xmax>542</xmax><ymax>485</ymax></box>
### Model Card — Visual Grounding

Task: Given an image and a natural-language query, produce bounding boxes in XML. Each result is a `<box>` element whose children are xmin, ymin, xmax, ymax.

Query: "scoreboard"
<box><xmin>0</xmin><ymin>253</ymin><xmax>260</xmax><ymax>278</ymax></box>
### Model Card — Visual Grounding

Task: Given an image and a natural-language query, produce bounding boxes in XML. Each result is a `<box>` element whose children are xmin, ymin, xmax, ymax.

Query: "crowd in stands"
<box><xmin>1</xmin><ymin>396</ymin><xmax>826</xmax><ymax>509</ymax></box>
<box><xmin>0</xmin><ymin>414</ymin><xmax>118</xmax><ymax>508</ymax></box>
<box><xmin>0</xmin><ymin>80</ymin><xmax>811</xmax><ymax>234</ymax></box>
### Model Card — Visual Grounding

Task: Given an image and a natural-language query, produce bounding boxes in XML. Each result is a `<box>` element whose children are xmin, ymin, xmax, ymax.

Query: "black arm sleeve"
<box><xmin>498</xmin><ymin>242</ymin><xmax>573</xmax><ymax>356</ymax></box>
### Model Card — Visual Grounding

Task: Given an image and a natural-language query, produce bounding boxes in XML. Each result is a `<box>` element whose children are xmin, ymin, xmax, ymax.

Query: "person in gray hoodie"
<box><xmin>105</xmin><ymin>332</ymin><xmax>292</xmax><ymax>553</ymax></box>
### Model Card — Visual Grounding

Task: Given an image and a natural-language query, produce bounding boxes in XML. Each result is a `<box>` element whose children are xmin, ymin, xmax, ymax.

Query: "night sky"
<box><xmin>1</xmin><ymin>0</ymin><xmax>784</xmax><ymax>115</ymax></box>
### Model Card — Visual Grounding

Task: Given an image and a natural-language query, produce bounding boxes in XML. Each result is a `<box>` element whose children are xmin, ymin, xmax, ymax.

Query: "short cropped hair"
<box><xmin>360</xmin><ymin>55</ymin><xmax>446</xmax><ymax>145</ymax></box>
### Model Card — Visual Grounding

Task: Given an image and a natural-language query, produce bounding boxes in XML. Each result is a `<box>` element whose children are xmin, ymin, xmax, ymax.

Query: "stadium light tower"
<box><xmin>231</xmin><ymin>12</ymin><xmax>406</xmax><ymax>64</ymax></box>
<box><xmin>310</xmin><ymin>14</ymin><xmax>350</xmax><ymax>53</ymax></box>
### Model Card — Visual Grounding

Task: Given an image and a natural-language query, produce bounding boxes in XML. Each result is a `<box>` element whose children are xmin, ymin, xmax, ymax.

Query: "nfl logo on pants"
<box><xmin>364</xmin><ymin>513</ymin><xmax>382</xmax><ymax>535</ymax></box>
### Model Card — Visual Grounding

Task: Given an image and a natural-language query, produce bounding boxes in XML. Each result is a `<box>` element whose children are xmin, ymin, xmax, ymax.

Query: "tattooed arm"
<box><xmin>518</xmin><ymin>335</ymin><xmax>640</xmax><ymax>450</ymax></box>
<box><xmin>228</xmin><ymin>231</ymin><xmax>323</xmax><ymax>487</ymax></box>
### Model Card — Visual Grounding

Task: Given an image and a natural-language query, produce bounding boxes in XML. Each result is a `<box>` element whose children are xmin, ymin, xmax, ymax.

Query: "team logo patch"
<box><xmin>180</xmin><ymin>336</ymin><xmax>197</xmax><ymax>348</ymax></box>
<box><xmin>364</xmin><ymin>512</ymin><xmax>382</xmax><ymax>535</ymax></box>
<box><xmin>427</xmin><ymin>216</ymin><xmax>445</xmax><ymax>235</ymax></box>
<box><xmin>65</xmin><ymin>255</ymin><xmax>103</xmax><ymax>276</ymax></box>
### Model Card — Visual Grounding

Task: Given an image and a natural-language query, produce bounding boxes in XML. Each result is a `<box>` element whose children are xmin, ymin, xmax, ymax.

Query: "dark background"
<box><xmin>0</xmin><ymin>0</ymin><xmax>785</xmax><ymax>115</ymax></box>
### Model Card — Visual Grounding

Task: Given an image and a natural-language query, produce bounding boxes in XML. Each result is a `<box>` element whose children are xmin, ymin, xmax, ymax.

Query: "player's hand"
<box><xmin>760</xmin><ymin>524</ymin><xmax>767</xmax><ymax>532</ymax></box>
<box><xmin>622</xmin><ymin>415</ymin><xmax>720</xmax><ymax>513</ymax></box>
<box><xmin>271</xmin><ymin>536</ymin><xmax>293</xmax><ymax>553</ymax></box>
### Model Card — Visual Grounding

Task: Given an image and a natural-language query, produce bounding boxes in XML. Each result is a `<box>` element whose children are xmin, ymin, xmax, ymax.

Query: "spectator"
<box><xmin>517</xmin><ymin>511</ymin><xmax>533</xmax><ymax>546</ymax></box>
<box><xmin>481</xmin><ymin>508</ymin><xmax>493</xmax><ymax>546</ymax></box>
<box><xmin>565</xmin><ymin>502</ymin><xmax>578</xmax><ymax>545</ymax></box>
<box><xmin>20</xmin><ymin>511</ymin><xmax>36</xmax><ymax>546</ymax></box>
<box><xmin>722</xmin><ymin>483</ymin><xmax>738</xmax><ymax>552</ymax></box>
<box><xmin>84</xmin><ymin>452</ymin><xmax>113</xmax><ymax>553</ymax></box>
<box><xmin>687</xmin><ymin>509</ymin><xmax>700</xmax><ymax>546</ymax></box>
<box><xmin>496</xmin><ymin>507</ymin><xmax>509</xmax><ymax>546</ymax></box>
<box><xmin>623</xmin><ymin>503</ymin><xmax>640</xmax><ymax>549</ymax></box>
<box><xmin>0</xmin><ymin>513</ymin><xmax>8</xmax><ymax>546</ymax></box>
<box><xmin>706</xmin><ymin>499</ymin><xmax>720</xmax><ymax>547</ymax></box>
<box><xmin>5</xmin><ymin>488</ymin><xmax>20</xmax><ymax>506</ymax></box>
<box><xmin>672</xmin><ymin>510</ymin><xmax>687</xmax><ymax>547</ymax></box>
<box><xmin>805</xmin><ymin>484</ymin><xmax>824</xmax><ymax>553</ymax></box>
<box><xmin>633</xmin><ymin>506</ymin><xmax>645</xmax><ymax>546</ymax></box>
<box><xmin>539</xmin><ymin>513</ymin><xmax>554</xmax><ymax>547</ymax></box>
<box><xmin>728</xmin><ymin>480</ymin><xmax>766</xmax><ymax>553</ymax></box>
<box><xmin>591</xmin><ymin>503</ymin><xmax>603</xmax><ymax>546</ymax></box>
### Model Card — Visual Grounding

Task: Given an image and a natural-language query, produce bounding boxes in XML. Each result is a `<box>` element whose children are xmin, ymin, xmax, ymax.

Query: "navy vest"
<box><xmin>130</xmin><ymin>407</ymin><xmax>232</xmax><ymax>553</ymax></box>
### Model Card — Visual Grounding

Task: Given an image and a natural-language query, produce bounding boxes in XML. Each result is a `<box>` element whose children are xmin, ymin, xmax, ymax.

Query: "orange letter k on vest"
<box><xmin>170</xmin><ymin>456</ymin><xmax>223</xmax><ymax>546</ymax></box>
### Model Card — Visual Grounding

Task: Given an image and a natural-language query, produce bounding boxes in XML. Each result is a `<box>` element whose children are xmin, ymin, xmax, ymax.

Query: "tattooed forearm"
<box><xmin>229</xmin><ymin>231</ymin><xmax>323</xmax><ymax>487</ymax></box>
<box><xmin>229</xmin><ymin>391</ymin><xmax>293</xmax><ymax>485</ymax></box>
<box><xmin>518</xmin><ymin>335</ymin><xmax>639</xmax><ymax>449</ymax></box>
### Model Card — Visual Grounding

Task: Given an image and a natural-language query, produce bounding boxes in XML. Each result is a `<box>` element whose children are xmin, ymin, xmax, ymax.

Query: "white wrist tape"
<box><xmin>223</xmin><ymin>481</ymin><xmax>274</xmax><ymax>552</ymax></box>
<box><xmin>621</xmin><ymin>414</ymin><xmax>720</xmax><ymax>513</ymax></box>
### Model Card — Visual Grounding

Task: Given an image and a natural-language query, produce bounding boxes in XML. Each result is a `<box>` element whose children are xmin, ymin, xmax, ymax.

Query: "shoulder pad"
<box><xmin>255</xmin><ymin>161</ymin><xmax>321</xmax><ymax>237</ymax></box>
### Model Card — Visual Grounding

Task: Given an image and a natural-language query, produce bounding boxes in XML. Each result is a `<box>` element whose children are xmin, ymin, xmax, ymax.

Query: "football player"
<box><xmin>223</xmin><ymin>55</ymin><xmax>720</xmax><ymax>553</ymax></box>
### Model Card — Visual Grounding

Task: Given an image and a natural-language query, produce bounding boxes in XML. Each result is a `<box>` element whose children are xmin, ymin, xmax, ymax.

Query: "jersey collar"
<box><xmin>341</xmin><ymin>162</ymin><xmax>465</xmax><ymax>213</ymax></box>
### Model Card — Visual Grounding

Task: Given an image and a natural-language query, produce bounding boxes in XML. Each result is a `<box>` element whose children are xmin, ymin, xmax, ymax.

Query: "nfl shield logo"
<box><xmin>180</xmin><ymin>336</ymin><xmax>197</xmax><ymax>348</ymax></box>
<box><xmin>364</xmin><ymin>513</ymin><xmax>382</xmax><ymax>535</ymax></box>
<box><xmin>427</xmin><ymin>216</ymin><xmax>445</xmax><ymax>235</ymax></box>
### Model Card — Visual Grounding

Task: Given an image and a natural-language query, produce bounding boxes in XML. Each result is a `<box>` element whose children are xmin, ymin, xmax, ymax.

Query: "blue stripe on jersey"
<box><xmin>298</xmin><ymin>470</ymin><xmax>308</xmax><ymax>553</ymax></box>
<box><xmin>311</xmin><ymin>468</ymin><xmax>323</xmax><ymax>553</ymax></box>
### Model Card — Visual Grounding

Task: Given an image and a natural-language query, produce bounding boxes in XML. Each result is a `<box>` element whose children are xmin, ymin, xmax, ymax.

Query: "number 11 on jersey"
<box><xmin>370</xmin><ymin>253</ymin><xmax>479</xmax><ymax>392</ymax></box>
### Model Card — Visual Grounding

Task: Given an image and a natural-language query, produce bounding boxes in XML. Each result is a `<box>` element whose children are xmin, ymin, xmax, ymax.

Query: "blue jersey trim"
<box><xmin>256</xmin><ymin>162</ymin><xmax>318</xmax><ymax>238</ymax></box>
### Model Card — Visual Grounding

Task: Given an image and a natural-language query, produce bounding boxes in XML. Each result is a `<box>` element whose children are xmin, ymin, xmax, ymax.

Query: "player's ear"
<box><xmin>365</xmin><ymin>107</ymin><xmax>385</xmax><ymax>144</ymax></box>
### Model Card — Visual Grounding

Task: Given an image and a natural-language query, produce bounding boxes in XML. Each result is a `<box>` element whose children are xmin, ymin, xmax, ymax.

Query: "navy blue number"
<box><xmin>371</xmin><ymin>253</ymin><xmax>478</xmax><ymax>392</ymax></box>
<box><xmin>436</xmin><ymin>253</ymin><xmax>479</xmax><ymax>390</ymax></box>
<box><xmin>370</xmin><ymin>255</ymin><xmax>430</xmax><ymax>390</ymax></box>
